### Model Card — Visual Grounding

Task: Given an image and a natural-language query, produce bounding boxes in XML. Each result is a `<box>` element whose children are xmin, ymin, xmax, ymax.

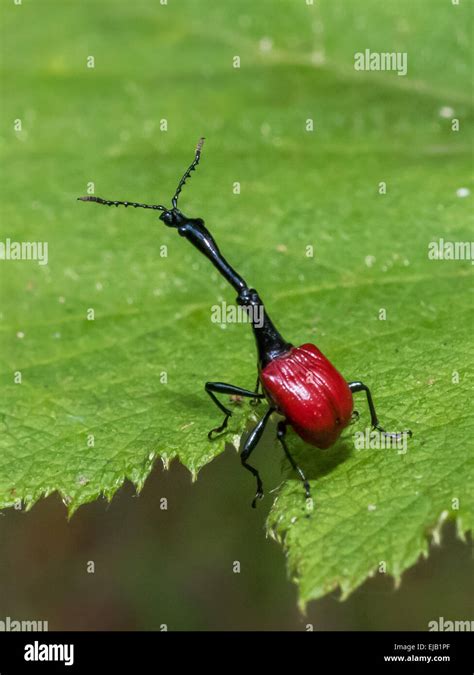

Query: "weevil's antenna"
<box><xmin>171</xmin><ymin>137</ymin><xmax>205</xmax><ymax>209</ymax></box>
<box><xmin>77</xmin><ymin>196</ymin><xmax>167</xmax><ymax>211</ymax></box>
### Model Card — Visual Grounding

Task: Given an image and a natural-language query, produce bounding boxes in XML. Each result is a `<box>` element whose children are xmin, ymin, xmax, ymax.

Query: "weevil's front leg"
<box><xmin>241</xmin><ymin>407</ymin><xmax>274</xmax><ymax>508</ymax></box>
<box><xmin>205</xmin><ymin>382</ymin><xmax>265</xmax><ymax>439</ymax></box>
<box><xmin>250</xmin><ymin>374</ymin><xmax>262</xmax><ymax>407</ymax></box>
<box><xmin>277</xmin><ymin>421</ymin><xmax>311</xmax><ymax>500</ymax></box>
<box><xmin>348</xmin><ymin>381</ymin><xmax>412</xmax><ymax>438</ymax></box>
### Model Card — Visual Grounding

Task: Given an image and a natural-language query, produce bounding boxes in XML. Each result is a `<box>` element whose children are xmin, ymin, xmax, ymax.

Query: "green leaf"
<box><xmin>0</xmin><ymin>0</ymin><xmax>472</xmax><ymax>605</ymax></box>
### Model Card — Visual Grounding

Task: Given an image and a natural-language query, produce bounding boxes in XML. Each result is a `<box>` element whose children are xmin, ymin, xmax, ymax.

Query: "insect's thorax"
<box><xmin>252</xmin><ymin>307</ymin><xmax>293</xmax><ymax>368</ymax></box>
<box><xmin>236</xmin><ymin>289</ymin><xmax>292</xmax><ymax>368</ymax></box>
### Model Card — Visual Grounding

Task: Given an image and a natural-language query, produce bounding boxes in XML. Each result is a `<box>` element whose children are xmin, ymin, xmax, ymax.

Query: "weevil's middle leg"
<box><xmin>205</xmin><ymin>382</ymin><xmax>265</xmax><ymax>439</ymax></box>
<box><xmin>277</xmin><ymin>421</ymin><xmax>311</xmax><ymax>500</ymax></box>
<box><xmin>348</xmin><ymin>381</ymin><xmax>412</xmax><ymax>439</ymax></box>
<box><xmin>241</xmin><ymin>406</ymin><xmax>274</xmax><ymax>508</ymax></box>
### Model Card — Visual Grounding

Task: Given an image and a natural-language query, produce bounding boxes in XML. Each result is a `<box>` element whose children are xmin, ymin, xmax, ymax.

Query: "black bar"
<box><xmin>0</xmin><ymin>631</ymin><xmax>471</xmax><ymax>673</ymax></box>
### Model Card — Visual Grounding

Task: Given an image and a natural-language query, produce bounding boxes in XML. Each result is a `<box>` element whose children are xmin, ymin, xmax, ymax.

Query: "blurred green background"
<box><xmin>0</xmin><ymin>0</ymin><xmax>472</xmax><ymax>629</ymax></box>
<box><xmin>1</xmin><ymin>456</ymin><xmax>473</xmax><ymax>630</ymax></box>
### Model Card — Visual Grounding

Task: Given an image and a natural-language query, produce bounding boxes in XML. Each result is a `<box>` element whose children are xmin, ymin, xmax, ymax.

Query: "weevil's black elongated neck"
<box><xmin>177</xmin><ymin>219</ymin><xmax>247</xmax><ymax>293</ymax></box>
<box><xmin>177</xmin><ymin>216</ymin><xmax>292</xmax><ymax>368</ymax></box>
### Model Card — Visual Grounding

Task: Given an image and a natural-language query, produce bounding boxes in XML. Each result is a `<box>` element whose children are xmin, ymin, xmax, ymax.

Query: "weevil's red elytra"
<box><xmin>260</xmin><ymin>344</ymin><xmax>353</xmax><ymax>449</ymax></box>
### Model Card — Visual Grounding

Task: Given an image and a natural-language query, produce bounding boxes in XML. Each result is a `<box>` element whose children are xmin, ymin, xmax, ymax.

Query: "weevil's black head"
<box><xmin>159</xmin><ymin>208</ymin><xmax>187</xmax><ymax>228</ymax></box>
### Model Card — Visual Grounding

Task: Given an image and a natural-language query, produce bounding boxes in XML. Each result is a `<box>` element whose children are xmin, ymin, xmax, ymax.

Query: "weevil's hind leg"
<box><xmin>241</xmin><ymin>407</ymin><xmax>274</xmax><ymax>508</ymax></box>
<box><xmin>205</xmin><ymin>382</ymin><xmax>265</xmax><ymax>439</ymax></box>
<box><xmin>348</xmin><ymin>381</ymin><xmax>412</xmax><ymax>438</ymax></box>
<box><xmin>277</xmin><ymin>421</ymin><xmax>311</xmax><ymax>500</ymax></box>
